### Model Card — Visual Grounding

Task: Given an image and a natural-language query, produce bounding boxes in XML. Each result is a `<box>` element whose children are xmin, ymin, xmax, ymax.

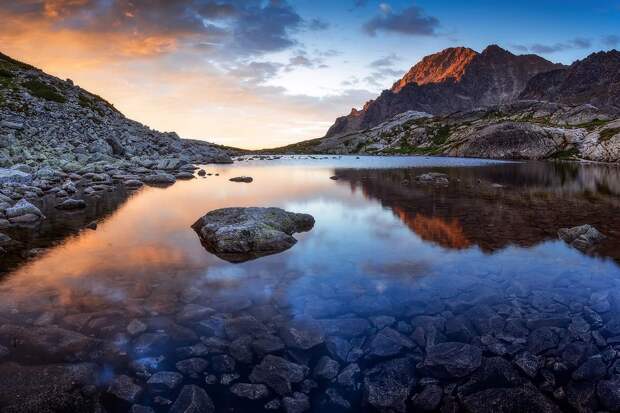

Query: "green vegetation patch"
<box><xmin>0</xmin><ymin>68</ymin><xmax>14</xmax><ymax>78</ymax></box>
<box><xmin>22</xmin><ymin>79</ymin><xmax>66</xmax><ymax>103</ymax></box>
<box><xmin>549</xmin><ymin>147</ymin><xmax>579</xmax><ymax>160</ymax></box>
<box><xmin>431</xmin><ymin>125</ymin><xmax>451</xmax><ymax>145</ymax></box>
<box><xmin>600</xmin><ymin>127</ymin><xmax>620</xmax><ymax>141</ymax></box>
<box><xmin>577</xmin><ymin>119</ymin><xmax>610</xmax><ymax>131</ymax></box>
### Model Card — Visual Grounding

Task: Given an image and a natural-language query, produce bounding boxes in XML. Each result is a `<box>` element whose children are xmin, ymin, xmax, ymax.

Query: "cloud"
<box><xmin>512</xmin><ymin>37</ymin><xmax>592</xmax><ymax>54</ymax></box>
<box><xmin>307</xmin><ymin>18</ymin><xmax>329</xmax><ymax>31</ymax></box>
<box><xmin>1</xmin><ymin>0</ymin><xmax>304</xmax><ymax>57</ymax></box>
<box><xmin>602</xmin><ymin>34</ymin><xmax>620</xmax><ymax>48</ymax></box>
<box><xmin>363</xmin><ymin>5</ymin><xmax>440</xmax><ymax>37</ymax></box>
<box><xmin>369</xmin><ymin>53</ymin><xmax>401</xmax><ymax>68</ymax></box>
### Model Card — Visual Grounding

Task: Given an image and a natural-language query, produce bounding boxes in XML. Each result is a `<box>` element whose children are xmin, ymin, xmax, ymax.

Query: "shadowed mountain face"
<box><xmin>333</xmin><ymin>162</ymin><xmax>620</xmax><ymax>261</ymax></box>
<box><xmin>326</xmin><ymin>45</ymin><xmax>561</xmax><ymax>137</ymax></box>
<box><xmin>520</xmin><ymin>50</ymin><xmax>620</xmax><ymax>113</ymax></box>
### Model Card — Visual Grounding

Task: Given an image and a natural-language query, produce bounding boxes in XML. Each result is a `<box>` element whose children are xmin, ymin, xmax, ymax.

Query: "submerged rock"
<box><xmin>191</xmin><ymin>207</ymin><xmax>315</xmax><ymax>263</ymax></box>
<box><xmin>56</xmin><ymin>198</ymin><xmax>86</xmax><ymax>210</ymax></box>
<box><xmin>249</xmin><ymin>355</ymin><xmax>309</xmax><ymax>395</ymax></box>
<box><xmin>229</xmin><ymin>176</ymin><xmax>253</xmax><ymax>183</ymax></box>
<box><xmin>169</xmin><ymin>385</ymin><xmax>214</xmax><ymax>413</ymax></box>
<box><xmin>558</xmin><ymin>224</ymin><xmax>606</xmax><ymax>251</ymax></box>
<box><xmin>416</xmin><ymin>172</ymin><xmax>449</xmax><ymax>185</ymax></box>
<box><xmin>424</xmin><ymin>342</ymin><xmax>482</xmax><ymax>378</ymax></box>
<box><xmin>363</xmin><ymin>357</ymin><xmax>416</xmax><ymax>412</ymax></box>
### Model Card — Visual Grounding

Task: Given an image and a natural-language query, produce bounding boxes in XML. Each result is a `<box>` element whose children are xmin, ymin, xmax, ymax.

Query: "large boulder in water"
<box><xmin>191</xmin><ymin>207</ymin><xmax>315</xmax><ymax>263</ymax></box>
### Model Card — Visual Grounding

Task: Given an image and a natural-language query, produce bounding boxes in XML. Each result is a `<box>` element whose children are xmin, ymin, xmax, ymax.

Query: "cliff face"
<box><xmin>520</xmin><ymin>50</ymin><xmax>620</xmax><ymax>113</ymax></box>
<box><xmin>326</xmin><ymin>45</ymin><xmax>561</xmax><ymax>137</ymax></box>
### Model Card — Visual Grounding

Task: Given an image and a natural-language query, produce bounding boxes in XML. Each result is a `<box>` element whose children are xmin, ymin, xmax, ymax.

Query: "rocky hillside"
<box><xmin>520</xmin><ymin>50</ymin><xmax>620</xmax><ymax>113</ymax></box>
<box><xmin>275</xmin><ymin>100</ymin><xmax>620</xmax><ymax>162</ymax></box>
<box><xmin>0</xmin><ymin>51</ymin><xmax>231</xmax><ymax>169</ymax></box>
<box><xmin>326</xmin><ymin>45</ymin><xmax>560</xmax><ymax>137</ymax></box>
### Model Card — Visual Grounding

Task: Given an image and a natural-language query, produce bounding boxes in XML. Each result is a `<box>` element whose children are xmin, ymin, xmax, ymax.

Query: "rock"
<box><xmin>191</xmin><ymin>207</ymin><xmax>315</xmax><ymax>262</ymax></box>
<box><xmin>598</xmin><ymin>377</ymin><xmax>620</xmax><ymax>411</ymax></box>
<box><xmin>416</xmin><ymin>172</ymin><xmax>449</xmax><ymax>185</ymax></box>
<box><xmin>176</xmin><ymin>358</ymin><xmax>209</xmax><ymax>378</ymax></box>
<box><xmin>558</xmin><ymin>224</ymin><xmax>606</xmax><ymax>251</ymax></box>
<box><xmin>0</xmin><ymin>324</ymin><xmax>97</xmax><ymax>361</ymax></box>
<box><xmin>124</xmin><ymin>179</ymin><xmax>144</xmax><ymax>188</ymax></box>
<box><xmin>412</xmin><ymin>384</ymin><xmax>443</xmax><ymax>411</ymax></box>
<box><xmin>319</xmin><ymin>318</ymin><xmax>372</xmax><ymax>338</ymax></box>
<box><xmin>0</xmin><ymin>120</ymin><xmax>23</xmax><ymax>130</ymax></box>
<box><xmin>127</xmin><ymin>319</ymin><xmax>147</xmax><ymax>336</ymax></box>
<box><xmin>0</xmin><ymin>362</ymin><xmax>98</xmax><ymax>412</ymax></box>
<box><xmin>56</xmin><ymin>198</ymin><xmax>86</xmax><ymax>210</ymax></box>
<box><xmin>131</xmin><ymin>405</ymin><xmax>155</xmax><ymax>413</ymax></box>
<box><xmin>363</xmin><ymin>357</ymin><xmax>416</xmax><ymax>413</ymax></box>
<box><xmin>5</xmin><ymin>199</ymin><xmax>44</xmax><ymax>219</ymax></box>
<box><xmin>280</xmin><ymin>318</ymin><xmax>325</xmax><ymax>350</ymax></box>
<box><xmin>320</xmin><ymin>388</ymin><xmax>351</xmax><ymax>411</ymax></box>
<box><xmin>329</xmin><ymin>176</ymin><xmax>339</xmax><ymax>180</ymax></box>
<box><xmin>132</xmin><ymin>332</ymin><xmax>170</xmax><ymax>357</ymax></box>
<box><xmin>313</xmin><ymin>356</ymin><xmax>340</xmax><ymax>380</ymax></box>
<box><xmin>282</xmin><ymin>392</ymin><xmax>310</xmax><ymax>413</ymax></box>
<box><xmin>462</xmin><ymin>386</ymin><xmax>561</xmax><ymax>413</ymax></box>
<box><xmin>175</xmin><ymin>172</ymin><xmax>195</xmax><ymax>180</ymax></box>
<box><xmin>225</xmin><ymin>315</ymin><xmax>268</xmax><ymax>339</ymax></box>
<box><xmin>0</xmin><ymin>168</ymin><xmax>31</xmax><ymax>184</ymax></box>
<box><xmin>514</xmin><ymin>351</ymin><xmax>542</xmax><ymax>378</ymax></box>
<box><xmin>249</xmin><ymin>355</ymin><xmax>309</xmax><ymax>395</ymax></box>
<box><xmin>130</xmin><ymin>356</ymin><xmax>166</xmax><ymax>378</ymax></box>
<box><xmin>107</xmin><ymin>375</ymin><xmax>143</xmax><ymax>404</ymax></box>
<box><xmin>229</xmin><ymin>176</ymin><xmax>253</xmax><ymax>183</ymax></box>
<box><xmin>211</xmin><ymin>354</ymin><xmax>236</xmax><ymax>373</ymax></box>
<box><xmin>147</xmin><ymin>371</ymin><xmax>183</xmax><ymax>393</ymax></box>
<box><xmin>337</xmin><ymin>363</ymin><xmax>361</xmax><ymax>390</ymax></box>
<box><xmin>572</xmin><ymin>356</ymin><xmax>607</xmax><ymax>381</ymax></box>
<box><xmin>230</xmin><ymin>383</ymin><xmax>270</xmax><ymax>400</ymax></box>
<box><xmin>197</xmin><ymin>169</ymin><xmax>206</xmax><ymax>176</ymax></box>
<box><xmin>169</xmin><ymin>385</ymin><xmax>214</xmax><ymax>413</ymax></box>
<box><xmin>367</xmin><ymin>327</ymin><xmax>415</xmax><ymax>358</ymax></box>
<box><xmin>528</xmin><ymin>327</ymin><xmax>559</xmax><ymax>355</ymax></box>
<box><xmin>143</xmin><ymin>173</ymin><xmax>176</xmax><ymax>186</ymax></box>
<box><xmin>424</xmin><ymin>342</ymin><xmax>482</xmax><ymax>378</ymax></box>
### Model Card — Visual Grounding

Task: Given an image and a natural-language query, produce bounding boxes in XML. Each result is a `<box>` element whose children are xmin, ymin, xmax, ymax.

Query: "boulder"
<box><xmin>363</xmin><ymin>357</ymin><xmax>416</xmax><ymax>412</ymax></box>
<box><xmin>558</xmin><ymin>224</ymin><xmax>606</xmax><ymax>251</ymax></box>
<box><xmin>56</xmin><ymin>198</ymin><xmax>86</xmax><ymax>210</ymax></box>
<box><xmin>416</xmin><ymin>172</ymin><xmax>449</xmax><ymax>185</ymax></box>
<box><xmin>169</xmin><ymin>385</ymin><xmax>214</xmax><ymax>413</ymax></box>
<box><xmin>424</xmin><ymin>342</ymin><xmax>482</xmax><ymax>378</ymax></box>
<box><xmin>0</xmin><ymin>168</ymin><xmax>32</xmax><ymax>185</ymax></box>
<box><xmin>191</xmin><ymin>207</ymin><xmax>315</xmax><ymax>262</ymax></box>
<box><xmin>143</xmin><ymin>173</ymin><xmax>176</xmax><ymax>186</ymax></box>
<box><xmin>5</xmin><ymin>199</ymin><xmax>44</xmax><ymax>219</ymax></box>
<box><xmin>229</xmin><ymin>176</ymin><xmax>253</xmax><ymax>183</ymax></box>
<box><xmin>249</xmin><ymin>355</ymin><xmax>309</xmax><ymax>395</ymax></box>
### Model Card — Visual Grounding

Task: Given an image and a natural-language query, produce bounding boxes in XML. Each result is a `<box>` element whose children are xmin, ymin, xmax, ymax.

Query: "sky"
<box><xmin>0</xmin><ymin>1</ymin><xmax>619</xmax><ymax>149</ymax></box>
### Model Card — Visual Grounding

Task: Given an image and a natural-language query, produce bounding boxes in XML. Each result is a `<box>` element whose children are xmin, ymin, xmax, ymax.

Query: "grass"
<box><xmin>577</xmin><ymin>119</ymin><xmax>609</xmax><ymax>131</ymax></box>
<box><xmin>0</xmin><ymin>68</ymin><xmax>14</xmax><ymax>78</ymax></box>
<box><xmin>22</xmin><ymin>79</ymin><xmax>66</xmax><ymax>103</ymax></box>
<box><xmin>600</xmin><ymin>127</ymin><xmax>620</xmax><ymax>141</ymax></box>
<box><xmin>431</xmin><ymin>125</ymin><xmax>451</xmax><ymax>145</ymax></box>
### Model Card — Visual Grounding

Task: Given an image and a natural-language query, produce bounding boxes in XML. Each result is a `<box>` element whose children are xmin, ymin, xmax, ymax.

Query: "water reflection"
<box><xmin>1</xmin><ymin>156</ymin><xmax>620</xmax><ymax>412</ymax></box>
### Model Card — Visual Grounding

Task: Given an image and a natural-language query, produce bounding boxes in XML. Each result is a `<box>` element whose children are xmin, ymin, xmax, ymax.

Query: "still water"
<box><xmin>1</xmin><ymin>156</ymin><xmax>620</xmax><ymax>412</ymax></box>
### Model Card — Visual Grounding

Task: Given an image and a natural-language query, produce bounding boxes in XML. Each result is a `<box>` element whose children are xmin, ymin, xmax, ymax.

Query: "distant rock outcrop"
<box><xmin>520</xmin><ymin>50</ymin><xmax>620</xmax><ymax>113</ymax></box>
<box><xmin>326</xmin><ymin>45</ymin><xmax>561</xmax><ymax>137</ymax></box>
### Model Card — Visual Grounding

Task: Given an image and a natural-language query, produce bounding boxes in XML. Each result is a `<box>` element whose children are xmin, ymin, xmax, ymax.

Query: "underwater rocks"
<box><xmin>191</xmin><ymin>207</ymin><xmax>315</xmax><ymax>262</ymax></box>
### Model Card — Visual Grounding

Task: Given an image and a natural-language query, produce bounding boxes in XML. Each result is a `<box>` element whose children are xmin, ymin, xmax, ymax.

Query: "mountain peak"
<box><xmin>481</xmin><ymin>44</ymin><xmax>513</xmax><ymax>56</ymax></box>
<box><xmin>391</xmin><ymin>46</ymin><xmax>478</xmax><ymax>92</ymax></box>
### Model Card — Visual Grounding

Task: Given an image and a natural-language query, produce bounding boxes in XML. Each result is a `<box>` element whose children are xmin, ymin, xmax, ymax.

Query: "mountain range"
<box><xmin>325</xmin><ymin>45</ymin><xmax>620</xmax><ymax>138</ymax></box>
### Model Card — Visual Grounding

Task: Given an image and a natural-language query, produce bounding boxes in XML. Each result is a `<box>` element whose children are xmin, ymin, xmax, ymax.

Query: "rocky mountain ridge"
<box><xmin>271</xmin><ymin>100</ymin><xmax>620</xmax><ymax>163</ymax></box>
<box><xmin>326</xmin><ymin>45</ymin><xmax>562</xmax><ymax>137</ymax></box>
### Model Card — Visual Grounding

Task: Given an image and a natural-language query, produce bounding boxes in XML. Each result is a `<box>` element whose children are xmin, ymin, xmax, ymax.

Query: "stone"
<box><xmin>320</xmin><ymin>388</ymin><xmax>351</xmax><ymax>410</ymax></box>
<box><xmin>280</xmin><ymin>318</ymin><xmax>325</xmax><ymax>350</ymax></box>
<box><xmin>558</xmin><ymin>224</ymin><xmax>606</xmax><ymax>251</ymax></box>
<box><xmin>55</xmin><ymin>198</ymin><xmax>86</xmax><ymax>210</ymax></box>
<box><xmin>0</xmin><ymin>168</ymin><xmax>31</xmax><ymax>184</ymax></box>
<box><xmin>412</xmin><ymin>384</ymin><xmax>443</xmax><ymax>411</ymax></box>
<box><xmin>462</xmin><ymin>386</ymin><xmax>561</xmax><ymax>413</ymax></box>
<box><xmin>367</xmin><ymin>327</ymin><xmax>415</xmax><ymax>358</ymax></box>
<box><xmin>282</xmin><ymin>392</ymin><xmax>310</xmax><ymax>413</ymax></box>
<box><xmin>229</xmin><ymin>176</ymin><xmax>253</xmax><ymax>183</ymax></box>
<box><xmin>143</xmin><ymin>173</ymin><xmax>176</xmax><ymax>186</ymax></box>
<box><xmin>132</xmin><ymin>332</ymin><xmax>170</xmax><ymax>356</ymax></box>
<box><xmin>107</xmin><ymin>375</ymin><xmax>143</xmax><ymax>404</ymax></box>
<box><xmin>175</xmin><ymin>172</ymin><xmax>194</xmax><ymax>180</ymax></box>
<box><xmin>416</xmin><ymin>172</ymin><xmax>449</xmax><ymax>185</ymax></box>
<box><xmin>127</xmin><ymin>319</ymin><xmax>147</xmax><ymax>336</ymax></box>
<box><xmin>514</xmin><ymin>351</ymin><xmax>542</xmax><ymax>378</ymax></box>
<box><xmin>225</xmin><ymin>315</ymin><xmax>268</xmax><ymax>339</ymax></box>
<box><xmin>597</xmin><ymin>377</ymin><xmax>620</xmax><ymax>411</ymax></box>
<box><xmin>211</xmin><ymin>354</ymin><xmax>236</xmax><ymax>373</ymax></box>
<box><xmin>230</xmin><ymin>383</ymin><xmax>270</xmax><ymax>400</ymax></box>
<box><xmin>249</xmin><ymin>355</ymin><xmax>309</xmax><ymax>395</ymax></box>
<box><xmin>363</xmin><ymin>357</ymin><xmax>416</xmax><ymax>413</ymax></box>
<box><xmin>130</xmin><ymin>356</ymin><xmax>166</xmax><ymax>378</ymax></box>
<box><xmin>337</xmin><ymin>363</ymin><xmax>361</xmax><ymax>390</ymax></box>
<box><xmin>424</xmin><ymin>342</ymin><xmax>482</xmax><ymax>378</ymax></box>
<box><xmin>176</xmin><ymin>358</ymin><xmax>209</xmax><ymax>378</ymax></box>
<box><xmin>5</xmin><ymin>199</ymin><xmax>44</xmax><ymax>218</ymax></box>
<box><xmin>169</xmin><ymin>385</ymin><xmax>214</xmax><ymax>413</ymax></box>
<box><xmin>191</xmin><ymin>207</ymin><xmax>314</xmax><ymax>262</ymax></box>
<box><xmin>528</xmin><ymin>327</ymin><xmax>559</xmax><ymax>355</ymax></box>
<box><xmin>147</xmin><ymin>371</ymin><xmax>183</xmax><ymax>392</ymax></box>
<box><xmin>572</xmin><ymin>356</ymin><xmax>607</xmax><ymax>381</ymax></box>
<box><xmin>313</xmin><ymin>356</ymin><xmax>340</xmax><ymax>380</ymax></box>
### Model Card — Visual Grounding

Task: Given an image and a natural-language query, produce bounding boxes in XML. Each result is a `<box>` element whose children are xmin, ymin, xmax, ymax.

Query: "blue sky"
<box><xmin>1</xmin><ymin>0</ymin><xmax>618</xmax><ymax>148</ymax></box>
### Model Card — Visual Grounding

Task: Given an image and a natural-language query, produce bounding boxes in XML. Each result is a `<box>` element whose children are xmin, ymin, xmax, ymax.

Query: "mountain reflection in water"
<box><xmin>0</xmin><ymin>156</ymin><xmax>619</xmax><ymax>412</ymax></box>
